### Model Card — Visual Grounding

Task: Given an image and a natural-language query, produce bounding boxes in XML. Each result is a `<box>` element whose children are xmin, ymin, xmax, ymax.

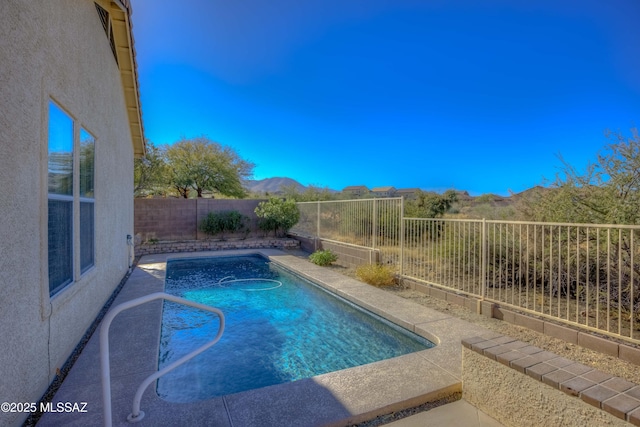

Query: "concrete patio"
<box><xmin>38</xmin><ymin>249</ymin><xmax>503</xmax><ymax>426</ymax></box>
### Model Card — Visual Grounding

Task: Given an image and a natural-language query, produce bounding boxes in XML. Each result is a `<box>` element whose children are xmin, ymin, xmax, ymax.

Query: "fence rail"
<box><xmin>294</xmin><ymin>199</ymin><xmax>640</xmax><ymax>345</ymax></box>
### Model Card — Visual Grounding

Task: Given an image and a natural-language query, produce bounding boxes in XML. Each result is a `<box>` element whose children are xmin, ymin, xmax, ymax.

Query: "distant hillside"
<box><xmin>510</xmin><ymin>185</ymin><xmax>553</xmax><ymax>200</ymax></box>
<box><xmin>244</xmin><ymin>177</ymin><xmax>306</xmax><ymax>194</ymax></box>
<box><xmin>244</xmin><ymin>178</ymin><xmax>544</xmax><ymax>207</ymax></box>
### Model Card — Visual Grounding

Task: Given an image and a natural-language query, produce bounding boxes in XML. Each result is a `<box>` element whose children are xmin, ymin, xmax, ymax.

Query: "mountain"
<box><xmin>510</xmin><ymin>185</ymin><xmax>553</xmax><ymax>200</ymax></box>
<box><xmin>244</xmin><ymin>177</ymin><xmax>306</xmax><ymax>194</ymax></box>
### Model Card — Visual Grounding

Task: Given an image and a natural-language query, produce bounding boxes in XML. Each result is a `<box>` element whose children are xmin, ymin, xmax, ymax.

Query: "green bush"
<box><xmin>254</xmin><ymin>197</ymin><xmax>300</xmax><ymax>237</ymax></box>
<box><xmin>356</xmin><ymin>264</ymin><xmax>396</xmax><ymax>287</ymax></box>
<box><xmin>199</xmin><ymin>210</ymin><xmax>248</xmax><ymax>239</ymax></box>
<box><xmin>308</xmin><ymin>249</ymin><xmax>338</xmax><ymax>266</ymax></box>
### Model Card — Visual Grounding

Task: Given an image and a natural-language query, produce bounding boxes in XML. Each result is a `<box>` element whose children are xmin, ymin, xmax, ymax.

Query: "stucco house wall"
<box><xmin>0</xmin><ymin>1</ymin><xmax>141</xmax><ymax>426</ymax></box>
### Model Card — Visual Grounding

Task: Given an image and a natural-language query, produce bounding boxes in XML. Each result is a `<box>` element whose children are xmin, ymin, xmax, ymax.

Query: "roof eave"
<box><xmin>109</xmin><ymin>0</ymin><xmax>145</xmax><ymax>158</ymax></box>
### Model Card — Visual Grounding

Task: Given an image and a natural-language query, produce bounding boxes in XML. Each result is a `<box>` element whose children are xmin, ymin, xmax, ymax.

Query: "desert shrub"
<box><xmin>255</xmin><ymin>197</ymin><xmax>300</xmax><ymax>237</ymax></box>
<box><xmin>475</xmin><ymin>193</ymin><xmax>495</xmax><ymax>204</ymax></box>
<box><xmin>356</xmin><ymin>264</ymin><xmax>396</xmax><ymax>287</ymax></box>
<box><xmin>404</xmin><ymin>189</ymin><xmax>457</xmax><ymax>218</ymax></box>
<box><xmin>308</xmin><ymin>249</ymin><xmax>338</xmax><ymax>266</ymax></box>
<box><xmin>199</xmin><ymin>210</ymin><xmax>248</xmax><ymax>239</ymax></box>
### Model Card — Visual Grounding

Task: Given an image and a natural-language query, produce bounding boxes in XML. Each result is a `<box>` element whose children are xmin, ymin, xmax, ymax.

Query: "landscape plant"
<box><xmin>254</xmin><ymin>197</ymin><xmax>300</xmax><ymax>237</ymax></box>
<box><xmin>308</xmin><ymin>249</ymin><xmax>338</xmax><ymax>266</ymax></box>
<box><xmin>199</xmin><ymin>210</ymin><xmax>248</xmax><ymax>240</ymax></box>
<box><xmin>356</xmin><ymin>263</ymin><xmax>396</xmax><ymax>287</ymax></box>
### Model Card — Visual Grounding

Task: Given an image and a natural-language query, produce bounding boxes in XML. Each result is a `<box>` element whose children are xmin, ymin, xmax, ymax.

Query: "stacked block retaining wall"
<box><xmin>286</xmin><ymin>234</ymin><xmax>380</xmax><ymax>269</ymax></box>
<box><xmin>134</xmin><ymin>238</ymin><xmax>300</xmax><ymax>256</ymax></box>
<box><xmin>318</xmin><ymin>240</ymin><xmax>380</xmax><ymax>269</ymax></box>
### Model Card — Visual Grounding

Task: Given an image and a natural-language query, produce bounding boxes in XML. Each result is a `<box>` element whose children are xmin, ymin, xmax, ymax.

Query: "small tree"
<box><xmin>254</xmin><ymin>198</ymin><xmax>300</xmax><ymax>237</ymax></box>
<box><xmin>517</xmin><ymin>127</ymin><xmax>640</xmax><ymax>225</ymax></box>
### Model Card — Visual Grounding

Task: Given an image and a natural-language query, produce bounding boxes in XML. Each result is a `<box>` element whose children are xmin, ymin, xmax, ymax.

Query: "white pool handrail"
<box><xmin>99</xmin><ymin>292</ymin><xmax>225</xmax><ymax>426</ymax></box>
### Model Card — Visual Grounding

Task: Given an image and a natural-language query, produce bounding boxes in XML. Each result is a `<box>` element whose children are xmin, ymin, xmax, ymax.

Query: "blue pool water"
<box><xmin>157</xmin><ymin>255</ymin><xmax>433</xmax><ymax>402</ymax></box>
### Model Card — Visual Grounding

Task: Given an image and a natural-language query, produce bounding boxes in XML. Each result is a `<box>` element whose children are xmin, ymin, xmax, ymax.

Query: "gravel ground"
<box><xmin>383</xmin><ymin>286</ymin><xmax>640</xmax><ymax>385</ymax></box>
<box><xmin>326</xmin><ymin>264</ymin><xmax>640</xmax><ymax>386</ymax></box>
<box><xmin>345</xmin><ymin>272</ymin><xmax>640</xmax><ymax>426</ymax></box>
<box><xmin>354</xmin><ymin>393</ymin><xmax>462</xmax><ymax>427</ymax></box>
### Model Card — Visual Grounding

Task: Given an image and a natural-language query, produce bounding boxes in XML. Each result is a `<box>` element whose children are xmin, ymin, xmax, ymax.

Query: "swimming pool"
<box><xmin>157</xmin><ymin>254</ymin><xmax>434</xmax><ymax>402</ymax></box>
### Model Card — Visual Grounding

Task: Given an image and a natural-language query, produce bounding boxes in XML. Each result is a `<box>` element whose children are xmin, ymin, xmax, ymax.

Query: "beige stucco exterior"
<box><xmin>0</xmin><ymin>1</ymin><xmax>143</xmax><ymax>426</ymax></box>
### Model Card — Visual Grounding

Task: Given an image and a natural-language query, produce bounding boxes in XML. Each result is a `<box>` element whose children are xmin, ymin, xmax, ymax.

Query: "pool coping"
<box><xmin>38</xmin><ymin>249</ymin><xmax>494</xmax><ymax>427</ymax></box>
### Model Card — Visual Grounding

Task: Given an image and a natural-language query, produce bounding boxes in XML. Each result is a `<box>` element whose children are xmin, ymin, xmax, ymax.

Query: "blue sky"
<box><xmin>130</xmin><ymin>0</ymin><xmax>640</xmax><ymax>196</ymax></box>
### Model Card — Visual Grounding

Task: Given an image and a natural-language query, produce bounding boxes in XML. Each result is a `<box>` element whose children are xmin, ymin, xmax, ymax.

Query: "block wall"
<box><xmin>134</xmin><ymin>198</ymin><xmax>265</xmax><ymax>241</ymax></box>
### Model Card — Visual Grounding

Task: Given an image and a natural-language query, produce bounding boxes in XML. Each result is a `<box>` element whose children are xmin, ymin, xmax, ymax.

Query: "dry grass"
<box><xmin>355</xmin><ymin>264</ymin><xmax>396</xmax><ymax>287</ymax></box>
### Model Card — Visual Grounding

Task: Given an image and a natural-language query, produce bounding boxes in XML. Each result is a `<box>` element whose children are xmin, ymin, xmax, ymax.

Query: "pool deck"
<box><xmin>38</xmin><ymin>249</ymin><xmax>503</xmax><ymax>427</ymax></box>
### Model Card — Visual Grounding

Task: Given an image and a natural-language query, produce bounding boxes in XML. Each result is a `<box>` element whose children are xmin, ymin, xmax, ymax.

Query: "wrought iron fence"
<box><xmin>403</xmin><ymin>218</ymin><xmax>484</xmax><ymax>297</ymax></box>
<box><xmin>293</xmin><ymin>199</ymin><xmax>640</xmax><ymax>344</ymax></box>
<box><xmin>490</xmin><ymin>221</ymin><xmax>638</xmax><ymax>343</ymax></box>
<box><xmin>404</xmin><ymin>218</ymin><xmax>640</xmax><ymax>343</ymax></box>
<box><xmin>291</xmin><ymin>198</ymin><xmax>403</xmax><ymax>267</ymax></box>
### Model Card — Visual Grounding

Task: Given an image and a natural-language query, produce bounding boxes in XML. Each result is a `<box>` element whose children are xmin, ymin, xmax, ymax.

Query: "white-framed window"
<box><xmin>79</xmin><ymin>128</ymin><xmax>95</xmax><ymax>273</ymax></box>
<box><xmin>47</xmin><ymin>100</ymin><xmax>96</xmax><ymax>296</ymax></box>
